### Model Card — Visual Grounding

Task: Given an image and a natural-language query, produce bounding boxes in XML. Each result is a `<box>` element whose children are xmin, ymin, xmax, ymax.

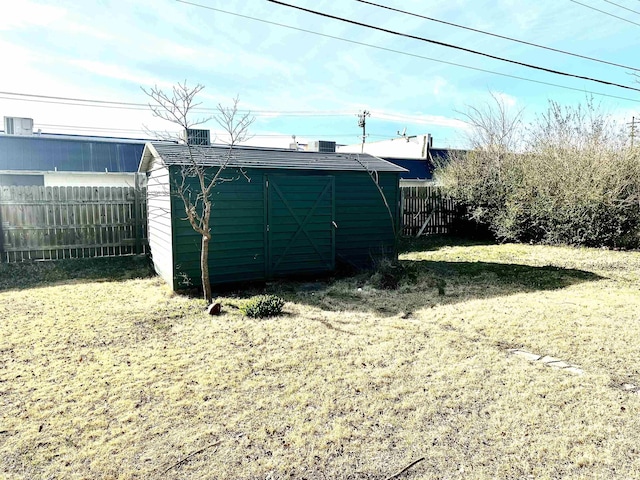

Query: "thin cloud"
<box><xmin>0</xmin><ymin>1</ymin><xmax>66</xmax><ymax>31</ymax></box>
<box><xmin>68</xmin><ymin>60</ymin><xmax>173</xmax><ymax>90</ymax></box>
<box><xmin>371</xmin><ymin>111</ymin><xmax>469</xmax><ymax>130</ymax></box>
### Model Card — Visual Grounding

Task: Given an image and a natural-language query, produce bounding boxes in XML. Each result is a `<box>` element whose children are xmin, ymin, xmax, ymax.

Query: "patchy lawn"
<box><xmin>1</xmin><ymin>241</ymin><xmax>640</xmax><ymax>479</ymax></box>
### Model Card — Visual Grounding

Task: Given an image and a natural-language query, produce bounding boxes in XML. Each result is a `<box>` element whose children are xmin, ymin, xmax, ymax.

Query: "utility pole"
<box><xmin>628</xmin><ymin>116</ymin><xmax>636</xmax><ymax>147</ymax></box>
<box><xmin>357</xmin><ymin>110</ymin><xmax>370</xmax><ymax>153</ymax></box>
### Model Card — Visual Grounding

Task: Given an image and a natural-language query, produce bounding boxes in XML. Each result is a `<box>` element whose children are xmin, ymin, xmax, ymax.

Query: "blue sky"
<box><xmin>1</xmin><ymin>0</ymin><xmax>639</xmax><ymax>148</ymax></box>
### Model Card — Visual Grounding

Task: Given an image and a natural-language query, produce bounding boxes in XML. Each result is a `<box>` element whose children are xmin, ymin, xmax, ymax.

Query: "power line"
<box><xmin>267</xmin><ymin>0</ymin><xmax>640</xmax><ymax>94</ymax></box>
<box><xmin>2</xmin><ymin>92</ymin><xmax>147</xmax><ymax>108</ymax></box>
<box><xmin>355</xmin><ymin>0</ymin><xmax>640</xmax><ymax>72</ymax></box>
<box><xmin>0</xmin><ymin>91</ymin><xmax>353</xmax><ymax>116</ymax></box>
<box><xmin>569</xmin><ymin>0</ymin><xmax>640</xmax><ymax>27</ymax></box>
<box><xmin>31</xmin><ymin>122</ymin><xmax>431</xmax><ymax>138</ymax></box>
<box><xmin>602</xmin><ymin>0</ymin><xmax>640</xmax><ymax>16</ymax></box>
<box><xmin>31</xmin><ymin>122</ymin><xmax>382</xmax><ymax>139</ymax></box>
<box><xmin>34</xmin><ymin>123</ymin><xmax>150</xmax><ymax>133</ymax></box>
<box><xmin>34</xmin><ymin>122</ymin><xmax>401</xmax><ymax>138</ymax></box>
<box><xmin>176</xmin><ymin>0</ymin><xmax>640</xmax><ymax>104</ymax></box>
<box><xmin>0</xmin><ymin>92</ymin><xmax>459</xmax><ymax>126</ymax></box>
<box><xmin>0</xmin><ymin>95</ymin><xmax>152</xmax><ymax>111</ymax></box>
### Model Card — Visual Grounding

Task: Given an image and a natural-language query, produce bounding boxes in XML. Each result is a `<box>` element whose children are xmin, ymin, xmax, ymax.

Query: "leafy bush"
<box><xmin>240</xmin><ymin>294</ymin><xmax>285</xmax><ymax>318</ymax></box>
<box><xmin>436</xmin><ymin>99</ymin><xmax>640</xmax><ymax>249</ymax></box>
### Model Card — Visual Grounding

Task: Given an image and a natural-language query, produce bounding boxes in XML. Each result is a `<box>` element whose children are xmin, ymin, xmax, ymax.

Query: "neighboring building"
<box><xmin>0</xmin><ymin>116</ymin><xmax>147</xmax><ymax>187</ymax></box>
<box><xmin>387</xmin><ymin>148</ymin><xmax>456</xmax><ymax>186</ymax></box>
<box><xmin>338</xmin><ymin>134</ymin><xmax>434</xmax><ymax>159</ymax></box>
<box><xmin>337</xmin><ymin>134</ymin><xmax>460</xmax><ymax>185</ymax></box>
<box><xmin>139</xmin><ymin>142</ymin><xmax>406</xmax><ymax>290</ymax></box>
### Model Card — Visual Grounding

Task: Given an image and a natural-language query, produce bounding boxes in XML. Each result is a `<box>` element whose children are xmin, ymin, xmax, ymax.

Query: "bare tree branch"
<box><xmin>143</xmin><ymin>82</ymin><xmax>254</xmax><ymax>302</ymax></box>
<box><xmin>351</xmin><ymin>154</ymin><xmax>396</xmax><ymax>236</ymax></box>
<box><xmin>456</xmin><ymin>91</ymin><xmax>524</xmax><ymax>152</ymax></box>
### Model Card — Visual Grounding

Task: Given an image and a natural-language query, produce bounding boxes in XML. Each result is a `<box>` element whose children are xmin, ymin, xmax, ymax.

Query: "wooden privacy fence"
<box><xmin>0</xmin><ymin>185</ymin><xmax>147</xmax><ymax>262</ymax></box>
<box><xmin>401</xmin><ymin>185</ymin><xmax>461</xmax><ymax>236</ymax></box>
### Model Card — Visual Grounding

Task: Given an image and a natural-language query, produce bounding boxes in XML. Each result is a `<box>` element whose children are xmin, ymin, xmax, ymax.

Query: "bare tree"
<box><xmin>143</xmin><ymin>82</ymin><xmax>254</xmax><ymax>303</ymax></box>
<box><xmin>457</xmin><ymin>91</ymin><xmax>525</xmax><ymax>152</ymax></box>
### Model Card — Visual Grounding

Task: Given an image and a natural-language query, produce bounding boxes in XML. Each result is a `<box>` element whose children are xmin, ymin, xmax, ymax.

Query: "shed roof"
<box><xmin>139</xmin><ymin>142</ymin><xmax>407</xmax><ymax>173</ymax></box>
<box><xmin>0</xmin><ymin>134</ymin><xmax>145</xmax><ymax>173</ymax></box>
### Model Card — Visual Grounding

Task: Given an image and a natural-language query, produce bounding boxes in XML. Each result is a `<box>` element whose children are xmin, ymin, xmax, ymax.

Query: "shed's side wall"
<box><xmin>170</xmin><ymin>167</ymin><xmax>266</xmax><ymax>287</ymax></box>
<box><xmin>146</xmin><ymin>160</ymin><xmax>174</xmax><ymax>287</ymax></box>
<box><xmin>335</xmin><ymin>172</ymin><xmax>399</xmax><ymax>268</ymax></box>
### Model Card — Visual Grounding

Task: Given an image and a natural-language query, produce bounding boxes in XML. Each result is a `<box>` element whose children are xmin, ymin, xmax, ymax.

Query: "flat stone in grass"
<box><xmin>509</xmin><ymin>350</ymin><xmax>584</xmax><ymax>375</ymax></box>
<box><xmin>510</xmin><ymin>350</ymin><xmax>541</xmax><ymax>362</ymax></box>
<box><xmin>539</xmin><ymin>355</ymin><xmax>562</xmax><ymax>364</ymax></box>
<box><xmin>546</xmin><ymin>360</ymin><xmax>572</xmax><ymax>369</ymax></box>
<box><xmin>564</xmin><ymin>367</ymin><xmax>584</xmax><ymax>375</ymax></box>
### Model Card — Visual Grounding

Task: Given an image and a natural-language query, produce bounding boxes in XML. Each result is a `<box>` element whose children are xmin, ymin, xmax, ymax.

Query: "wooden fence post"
<box><xmin>133</xmin><ymin>175</ymin><xmax>142</xmax><ymax>255</ymax></box>
<box><xmin>0</xmin><ymin>188</ymin><xmax>5</xmax><ymax>263</ymax></box>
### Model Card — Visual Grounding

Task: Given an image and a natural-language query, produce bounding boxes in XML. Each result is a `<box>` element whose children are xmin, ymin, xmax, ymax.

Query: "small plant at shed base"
<box><xmin>241</xmin><ymin>295</ymin><xmax>285</xmax><ymax>318</ymax></box>
<box><xmin>369</xmin><ymin>257</ymin><xmax>418</xmax><ymax>290</ymax></box>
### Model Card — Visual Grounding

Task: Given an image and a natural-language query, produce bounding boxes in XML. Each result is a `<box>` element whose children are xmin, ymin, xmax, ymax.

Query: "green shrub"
<box><xmin>436</xmin><ymin>99</ymin><xmax>640</xmax><ymax>249</ymax></box>
<box><xmin>240</xmin><ymin>295</ymin><xmax>285</xmax><ymax>318</ymax></box>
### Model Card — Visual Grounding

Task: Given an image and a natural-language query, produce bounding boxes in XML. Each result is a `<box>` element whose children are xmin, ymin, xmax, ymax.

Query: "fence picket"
<box><xmin>0</xmin><ymin>185</ymin><xmax>148</xmax><ymax>263</ymax></box>
<box><xmin>400</xmin><ymin>185</ymin><xmax>461</xmax><ymax>236</ymax></box>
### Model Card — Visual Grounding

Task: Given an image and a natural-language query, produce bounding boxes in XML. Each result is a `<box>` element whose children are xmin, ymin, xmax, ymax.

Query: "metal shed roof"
<box><xmin>139</xmin><ymin>142</ymin><xmax>408</xmax><ymax>173</ymax></box>
<box><xmin>0</xmin><ymin>134</ymin><xmax>145</xmax><ymax>173</ymax></box>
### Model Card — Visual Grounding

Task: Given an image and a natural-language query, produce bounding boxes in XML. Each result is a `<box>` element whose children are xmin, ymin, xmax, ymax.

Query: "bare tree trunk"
<box><xmin>201</xmin><ymin>233</ymin><xmax>212</xmax><ymax>303</ymax></box>
<box><xmin>143</xmin><ymin>83</ymin><xmax>254</xmax><ymax>304</ymax></box>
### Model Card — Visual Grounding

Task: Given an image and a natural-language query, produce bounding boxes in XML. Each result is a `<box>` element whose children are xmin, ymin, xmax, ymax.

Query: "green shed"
<box><xmin>139</xmin><ymin>142</ymin><xmax>406</xmax><ymax>290</ymax></box>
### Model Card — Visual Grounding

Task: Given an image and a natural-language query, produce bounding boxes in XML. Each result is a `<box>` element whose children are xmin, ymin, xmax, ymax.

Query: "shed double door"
<box><xmin>266</xmin><ymin>175</ymin><xmax>335</xmax><ymax>277</ymax></box>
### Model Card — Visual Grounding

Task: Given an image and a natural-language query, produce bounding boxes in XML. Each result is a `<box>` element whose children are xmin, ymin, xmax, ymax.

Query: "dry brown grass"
<box><xmin>1</xmin><ymin>242</ymin><xmax>640</xmax><ymax>479</ymax></box>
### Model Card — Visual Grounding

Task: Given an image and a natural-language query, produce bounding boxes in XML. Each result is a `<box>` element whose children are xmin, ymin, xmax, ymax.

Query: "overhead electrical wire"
<box><xmin>2</xmin><ymin>1</ymin><xmax>639</xmax><ymax>125</ymax></box>
<box><xmin>0</xmin><ymin>91</ymin><xmax>351</xmax><ymax>116</ymax></box>
<box><xmin>0</xmin><ymin>95</ymin><xmax>152</xmax><ymax>111</ymax></box>
<box><xmin>30</xmin><ymin>122</ymin><xmax>377</xmax><ymax>139</ymax></box>
<box><xmin>34</xmin><ymin>123</ymin><xmax>149</xmax><ymax>133</ymax></box>
<box><xmin>175</xmin><ymin>0</ymin><xmax>640</xmax><ymax>104</ymax></box>
<box><xmin>602</xmin><ymin>0</ymin><xmax>640</xmax><ymax>16</ymax></box>
<box><xmin>3</xmin><ymin>92</ymin><xmax>146</xmax><ymax>108</ymax></box>
<box><xmin>0</xmin><ymin>92</ymin><xmax>448</xmax><ymax>126</ymax></box>
<box><xmin>355</xmin><ymin>0</ymin><xmax>640</xmax><ymax>72</ymax></box>
<box><xmin>31</xmin><ymin>120</ymin><xmax>427</xmax><ymax>138</ymax></box>
<box><xmin>267</xmin><ymin>0</ymin><xmax>640</xmax><ymax>94</ymax></box>
<box><xmin>569</xmin><ymin>0</ymin><xmax>640</xmax><ymax>27</ymax></box>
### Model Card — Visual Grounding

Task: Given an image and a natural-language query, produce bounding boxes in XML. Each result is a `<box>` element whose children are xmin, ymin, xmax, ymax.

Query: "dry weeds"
<box><xmin>1</xmin><ymin>242</ymin><xmax>639</xmax><ymax>479</ymax></box>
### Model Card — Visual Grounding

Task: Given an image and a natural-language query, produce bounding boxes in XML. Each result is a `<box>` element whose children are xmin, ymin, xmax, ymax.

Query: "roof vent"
<box><xmin>306</xmin><ymin>140</ymin><xmax>336</xmax><ymax>153</ymax></box>
<box><xmin>4</xmin><ymin>117</ymin><xmax>34</xmax><ymax>135</ymax></box>
<box><xmin>182</xmin><ymin>128</ymin><xmax>210</xmax><ymax>146</ymax></box>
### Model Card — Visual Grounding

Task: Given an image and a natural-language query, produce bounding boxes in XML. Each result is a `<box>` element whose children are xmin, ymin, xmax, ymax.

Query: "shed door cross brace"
<box><xmin>269</xmin><ymin>179</ymin><xmax>333</xmax><ymax>270</ymax></box>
